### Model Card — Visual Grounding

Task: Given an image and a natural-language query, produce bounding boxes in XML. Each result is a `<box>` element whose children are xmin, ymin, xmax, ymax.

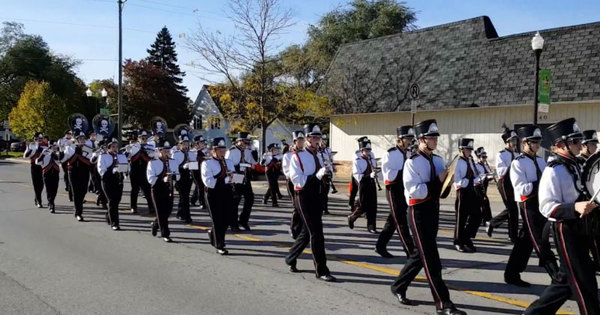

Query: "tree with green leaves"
<box><xmin>9</xmin><ymin>80</ymin><xmax>67</xmax><ymax>140</ymax></box>
<box><xmin>280</xmin><ymin>0</ymin><xmax>416</xmax><ymax>89</ymax></box>
<box><xmin>123</xmin><ymin>59</ymin><xmax>190</xmax><ymax>128</ymax></box>
<box><xmin>147</xmin><ymin>26</ymin><xmax>187</xmax><ymax>94</ymax></box>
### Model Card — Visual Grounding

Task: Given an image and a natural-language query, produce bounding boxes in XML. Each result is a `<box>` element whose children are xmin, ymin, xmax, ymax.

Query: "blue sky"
<box><xmin>3</xmin><ymin>0</ymin><xmax>600</xmax><ymax>100</ymax></box>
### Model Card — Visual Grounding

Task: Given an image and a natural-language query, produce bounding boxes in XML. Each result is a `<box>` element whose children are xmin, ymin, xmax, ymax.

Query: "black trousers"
<box><xmin>62</xmin><ymin>162</ymin><xmax>72</xmax><ymax>199</ymax></box>
<box><xmin>525</xmin><ymin>221</ymin><xmax>600</xmax><ymax>315</ymax></box>
<box><xmin>30</xmin><ymin>164</ymin><xmax>44</xmax><ymax>205</ymax></box>
<box><xmin>101</xmin><ymin>172</ymin><xmax>123</xmax><ymax>227</ymax></box>
<box><xmin>349</xmin><ymin>177</ymin><xmax>358</xmax><ymax>209</ymax></box>
<box><xmin>285</xmin><ymin>177</ymin><xmax>330</xmax><ymax>277</ymax></box>
<box><xmin>205</xmin><ymin>183</ymin><xmax>233</xmax><ymax>249</ymax></box>
<box><xmin>349</xmin><ymin>177</ymin><xmax>377</xmax><ymax>229</ymax></box>
<box><xmin>321</xmin><ymin>181</ymin><xmax>330</xmax><ymax>213</ymax></box>
<box><xmin>393</xmin><ymin>200</ymin><xmax>453</xmax><ymax>310</ymax></box>
<box><xmin>263</xmin><ymin>170</ymin><xmax>280</xmax><ymax>205</ymax></box>
<box><xmin>454</xmin><ymin>187</ymin><xmax>481</xmax><ymax>246</ymax></box>
<box><xmin>505</xmin><ymin>199</ymin><xmax>560</xmax><ymax>281</ymax></box>
<box><xmin>130</xmin><ymin>161</ymin><xmax>152</xmax><ymax>212</ymax></box>
<box><xmin>490</xmin><ymin>177</ymin><xmax>519</xmax><ymax>241</ymax></box>
<box><xmin>68</xmin><ymin>165</ymin><xmax>90</xmax><ymax>216</ymax></box>
<box><xmin>380</xmin><ymin>182</ymin><xmax>414</xmax><ymax>255</ymax></box>
<box><xmin>150</xmin><ymin>181</ymin><xmax>173</xmax><ymax>238</ymax></box>
<box><xmin>231</xmin><ymin>180</ymin><xmax>254</xmax><ymax>227</ymax></box>
<box><xmin>42</xmin><ymin>168</ymin><xmax>59</xmax><ymax>206</ymax></box>
<box><xmin>191</xmin><ymin>170</ymin><xmax>206</xmax><ymax>207</ymax></box>
<box><xmin>176</xmin><ymin>170</ymin><xmax>193</xmax><ymax>221</ymax></box>
<box><xmin>480</xmin><ymin>182</ymin><xmax>492</xmax><ymax>224</ymax></box>
<box><xmin>287</xmin><ymin>179</ymin><xmax>302</xmax><ymax>239</ymax></box>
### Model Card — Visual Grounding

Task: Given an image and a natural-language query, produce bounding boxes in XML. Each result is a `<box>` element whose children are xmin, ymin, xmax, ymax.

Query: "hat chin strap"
<box><xmin>560</xmin><ymin>139</ymin><xmax>577</xmax><ymax>159</ymax></box>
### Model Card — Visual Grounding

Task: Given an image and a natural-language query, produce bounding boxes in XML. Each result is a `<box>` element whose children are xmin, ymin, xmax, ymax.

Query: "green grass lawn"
<box><xmin>0</xmin><ymin>151</ymin><xmax>24</xmax><ymax>159</ymax></box>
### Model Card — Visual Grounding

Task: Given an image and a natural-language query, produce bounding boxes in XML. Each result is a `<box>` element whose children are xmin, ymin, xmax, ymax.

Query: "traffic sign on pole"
<box><xmin>410</xmin><ymin>83</ymin><xmax>420</xmax><ymax>99</ymax></box>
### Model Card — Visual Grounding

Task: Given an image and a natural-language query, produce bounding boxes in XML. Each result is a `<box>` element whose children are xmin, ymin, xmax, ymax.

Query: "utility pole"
<box><xmin>117</xmin><ymin>0</ymin><xmax>126</xmax><ymax>145</ymax></box>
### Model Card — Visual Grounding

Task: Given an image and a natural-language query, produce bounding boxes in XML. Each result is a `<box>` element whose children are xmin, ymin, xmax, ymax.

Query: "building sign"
<box><xmin>538</xmin><ymin>69</ymin><xmax>551</xmax><ymax>105</ymax></box>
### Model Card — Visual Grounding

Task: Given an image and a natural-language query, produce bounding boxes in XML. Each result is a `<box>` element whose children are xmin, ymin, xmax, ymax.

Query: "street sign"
<box><xmin>409</xmin><ymin>83</ymin><xmax>420</xmax><ymax>99</ymax></box>
<box><xmin>2</xmin><ymin>120</ymin><xmax>9</xmax><ymax>129</ymax></box>
<box><xmin>538</xmin><ymin>103</ymin><xmax>550</xmax><ymax>113</ymax></box>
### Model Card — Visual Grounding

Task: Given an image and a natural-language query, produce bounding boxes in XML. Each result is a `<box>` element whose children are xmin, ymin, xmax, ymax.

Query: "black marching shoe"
<box><xmin>347</xmin><ymin>215</ymin><xmax>354</xmax><ymax>229</ymax></box>
<box><xmin>375</xmin><ymin>248</ymin><xmax>394</xmax><ymax>258</ymax></box>
<box><xmin>240</xmin><ymin>223</ymin><xmax>251</xmax><ymax>231</ymax></box>
<box><xmin>111</xmin><ymin>225</ymin><xmax>120</xmax><ymax>231</ymax></box>
<box><xmin>151</xmin><ymin>222</ymin><xmax>158</xmax><ymax>237</ymax></box>
<box><xmin>454</xmin><ymin>244</ymin><xmax>466</xmax><ymax>253</ymax></box>
<box><xmin>464</xmin><ymin>242</ymin><xmax>476</xmax><ymax>253</ymax></box>
<box><xmin>485</xmin><ymin>221</ymin><xmax>493</xmax><ymax>237</ymax></box>
<box><xmin>504</xmin><ymin>275</ymin><xmax>531</xmax><ymax>287</ymax></box>
<box><xmin>316</xmin><ymin>274</ymin><xmax>336</xmax><ymax>282</ymax></box>
<box><xmin>163</xmin><ymin>237</ymin><xmax>172</xmax><ymax>243</ymax></box>
<box><xmin>130</xmin><ymin>208</ymin><xmax>138</xmax><ymax>214</ymax></box>
<box><xmin>367</xmin><ymin>227</ymin><xmax>378</xmax><ymax>234</ymax></box>
<box><xmin>48</xmin><ymin>203</ymin><xmax>55</xmax><ymax>214</ymax></box>
<box><xmin>216</xmin><ymin>248</ymin><xmax>228</xmax><ymax>255</ymax></box>
<box><xmin>436</xmin><ymin>306</ymin><xmax>467</xmax><ymax>315</ymax></box>
<box><xmin>231</xmin><ymin>226</ymin><xmax>241</xmax><ymax>233</ymax></box>
<box><xmin>287</xmin><ymin>263</ymin><xmax>299</xmax><ymax>273</ymax></box>
<box><xmin>76</xmin><ymin>215</ymin><xmax>84</xmax><ymax>222</ymax></box>
<box><xmin>392</xmin><ymin>291</ymin><xmax>417</xmax><ymax>306</ymax></box>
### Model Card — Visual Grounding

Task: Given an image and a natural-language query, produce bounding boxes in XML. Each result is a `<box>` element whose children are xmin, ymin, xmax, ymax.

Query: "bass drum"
<box><xmin>581</xmin><ymin>151</ymin><xmax>600</xmax><ymax>269</ymax></box>
<box><xmin>440</xmin><ymin>155</ymin><xmax>458</xmax><ymax>199</ymax></box>
<box><xmin>583</xmin><ymin>151</ymin><xmax>600</xmax><ymax>204</ymax></box>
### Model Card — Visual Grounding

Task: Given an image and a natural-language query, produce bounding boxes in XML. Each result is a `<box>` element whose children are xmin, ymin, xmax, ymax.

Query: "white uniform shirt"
<box><xmin>172</xmin><ymin>149</ymin><xmax>196</xmax><ymax>168</ymax></box>
<box><xmin>35</xmin><ymin>151</ymin><xmax>60</xmax><ymax>169</ymax></box>
<box><xmin>201</xmin><ymin>158</ymin><xmax>235</xmax><ymax>189</ymax></box>
<box><xmin>226</xmin><ymin>146</ymin><xmax>258</xmax><ymax>168</ymax></box>
<box><xmin>352</xmin><ymin>153</ymin><xmax>377</xmax><ymax>182</ymax></box>
<box><xmin>61</xmin><ymin>145</ymin><xmax>91</xmax><ymax>163</ymax></box>
<box><xmin>511</xmin><ymin>154</ymin><xmax>546</xmax><ymax>202</ymax></box>
<box><xmin>24</xmin><ymin>143</ymin><xmax>45</xmax><ymax>159</ymax></box>
<box><xmin>496</xmin><ymin>149</ymin><xmax>518</xmax><ymax>178</ymax></box>
<box><xmin>403</xmin><ymin>153</ymin><xmax>445</xmax><ymax>204</ymax></box>
<box><xmin>539</xmin><ymin>156</ymin><xmax>582</xmax><ymax>221</ymax></box>
<box><xmin>282</xmin><ymin>151</ymin><xmax>294</xmax><ymax>178</ymax></box>
<box><xmin>146</xmin><ymin>158</ymin><xmax>180</xmax><ymax>186</ymax></box>
<box><xmin>453</xmin><ymin>157</ymin><xmax>481</xmax><ymax>190</ymax></box>
<box><xmin>382</xmin><ymin>146</ymin><xmax>410</xmax><ymax>184</ymax></box>
<box><xmin>289</xmin><ymin>149</ymin><xmax>324</xmax><ymax>190</ymax></box>
<box><xmin>98</xmin><ymin>153</ymin><xmax>118</xmax><ymax>177</ymax></box>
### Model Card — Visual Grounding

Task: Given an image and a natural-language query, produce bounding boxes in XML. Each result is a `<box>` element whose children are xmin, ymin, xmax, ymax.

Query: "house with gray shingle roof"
<box><xmin>322</xmin><ymin>16</ymin><xmax>600</xmax><ymax>173</ymax></box>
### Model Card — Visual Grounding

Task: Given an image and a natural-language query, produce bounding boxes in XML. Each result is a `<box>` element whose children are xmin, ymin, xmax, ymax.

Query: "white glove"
<box><xmin>163</xmin><ymin>176</ymin><xmax>169</xmax><ymax>183</ymax></box>
<box><xmin>183</xmin><ymin>163</ymin><xmax>189</xmax><ymax>169</ymax></box>
<box><xmin>112</xmin><ymin>167</ymin><xmax>118</xmax><ymax>174</ymax></box>
<box><xmin>175</xmin><ymin>174</ymin><xmax>181</xmax><ymax>181</ymax></box>
<box><xmin>316</xmin><ymin>167</ymin><xmax>327</xmax><ymax>180</ymax></box>
<box><xmin>370</xmin><ymin>172</ymin><xmax>376</xmax><ymax>178</ymax></box>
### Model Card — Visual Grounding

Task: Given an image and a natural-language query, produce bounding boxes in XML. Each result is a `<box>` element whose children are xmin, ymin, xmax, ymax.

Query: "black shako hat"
<box><xmin>517</xmin><ymin>125</ymin><xmax>543</xmax><ymax>142</ymax></box>
<box><xmin>414</xmin><ymin>119</ymin><xmax>440</xmax><ymax>138</ymax></box>
<box><xmin>501</xmin><ymin>128</ymin><xmax>518</xmax><ymax>143</ymax></box>
<box><xmin>582</xmin><ymin>130</ymin><xmax>598</xmax><ymax>144</ymax></box>
<box><xmin>458</xmin><ymin>138</ymin><xmax>474</xmax><ymax>150</ymax></box>
<box><xmin>397</xmin><ymin>125</ymin><xmax>415</xmax><ymax>139</ymax></box>
<box><xmin>303</xmin><ymin>124</ymin><xmax>322</xmax><ymax>137</ymax></box>
<box><xmin>546</xmin><ymin>118</ymin><xmax>583</xmax><ymax>144</ymax></box>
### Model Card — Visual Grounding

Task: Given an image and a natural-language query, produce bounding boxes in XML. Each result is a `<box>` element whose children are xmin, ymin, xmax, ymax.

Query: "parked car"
<box><xmin>10</xmin><ymin>140</ymin><xmax>25</xmax><ymax>152</ymax></box>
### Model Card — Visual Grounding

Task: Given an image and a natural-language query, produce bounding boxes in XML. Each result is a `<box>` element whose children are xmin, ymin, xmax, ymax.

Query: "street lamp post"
<box><xmin>85</xmin><ymin>88</ymin><xmax>98</xmax><ymax>115</ymax></box>
<box><xmin>531</xmin><ymin>31</ymin><xmax>544</xmax><ymax>125</ymax></box>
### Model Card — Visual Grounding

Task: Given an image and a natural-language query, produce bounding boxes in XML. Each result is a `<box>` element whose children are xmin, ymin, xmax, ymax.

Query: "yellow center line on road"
<box><xmin>187</xmin><ymin>223</ymin><xmax>574</xmax><ymax>315</ymax></box>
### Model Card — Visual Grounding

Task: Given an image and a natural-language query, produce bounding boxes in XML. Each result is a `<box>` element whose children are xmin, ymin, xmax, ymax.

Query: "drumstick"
<box><xmin>579</xmin><ymin>185</ymin><xmax>600</xmax><ymax>218</ymax></box>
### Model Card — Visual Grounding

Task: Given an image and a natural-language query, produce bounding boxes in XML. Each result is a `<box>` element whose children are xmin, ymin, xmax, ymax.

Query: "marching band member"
<box><xmin>59</xmin><ymin>130</ymin><xmax>74</xmax><ymax>201</ymax></box>
<box><xmin>319</xmin><ymin>134</ymin><xmax>335</xmax><ymax>214</ymax></box>
<box><xmin>487</xmin><ymin>128</ymin><xmax>520</xmax><ymax>242</ymax></box>
<box><xmin>505</xmin><ymin>125</ymin><xmax>560</xmax><ymax>287</ymax></box>
<box><xmin>128</xmin><ymin>130</ymin><xmax>154</xmax><ymax>215</ymax></box>
<box><xmin>190</xmin><ymin>135</ymin><xmax>207</xmax><ymax>209</ymax></box>
<box><xmin>452</xmin><ymin>138</ymin><xmax>481</xmax><ymax>253</ymax></box>
<box><xmin>98</xmin><ymin>140</ymin><xmax>126</xmax><ymax>230</ymax></box>
<box><xmin>348</xmin><ymin>136</ymin><xmax>368</xmax><ymax>211</ymax></box>
<box><xmin>379</xmin><ymin>126</ymin><xmax>415</xmax><ymax>260</ymax></box>
<box><xmin>61</xmin><ymin>132</ymin><xmax>92</xmax><ymax>222</ymax></box>
<box><xmin>24</xmin><ymin>132</ymin><xmax>46</xmax><ymax>208</ymax></box>
<box><xmin>474</xmin><ymin>147</ymin><xmax>493</xmax><ymax>225</ymax></box>
<box><xmin>261</xmin><ymin>143</ymin><xmax>283</xmax><ymax>207</ymax></box>
<box><xmin>396</xmin><ymin>119</ymin><xmax>466</xmax><ymax>315</ymax></box>
<box><xmin>90</xmin><ymin>140</ymin><xmax>108</xmax><ymax>209</ymax></box>
<box><xmin>283</xmin><ymin>131</ymin><xmax>305</xmax><ymax>239</ymax></box>
<box><xmin>525</xmin><ymin>118</ymin><xmax>600</xmax><ymax>315</ymax></box>
<box><xmin>201</xmin><ymin>137</ymin><xmax>235</xmax><ymax>255</ymax></box>
<box><xmin>348</xmin><ymin>137</ymin><xmax>379</xmax><ymax>233</ymax></box>
<box><xmin>172</xmin><ymin>135</ymin><xmax>194</xmax><ymax>224</ymax></box>
<box><xmin>147</xmin><ymin>141</ymin><xmax>180</xmax><ymax>242</ymax></box>
<box><xmin>285</xmin><ymin>123</ymin><xmax>336</xmax><ymax>282</ymax></box>
<box><xmin>86</xmin><ymin>131</ymin><xmax>98</xmax><ymax>194</ymax></box>
<box><xmin>577</xmin><ymin>129</ymin><xmax>598</xmax><ymax>164</ymax></box>
<box><xmin>226</xmin><ymin>132</ymin><xmax>258</xmax><ymax>232</ymax></box>
<box><xmin>35</xmin><ymin>142</ymin><xmax>61</xmax><ymax>213</ymax></box>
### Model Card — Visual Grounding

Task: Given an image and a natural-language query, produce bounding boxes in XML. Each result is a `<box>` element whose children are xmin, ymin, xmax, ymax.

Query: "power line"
<box><xmin>0</xmin><ymin>17</ymin><xmax>154</xmax><ymax>34</ymax></box>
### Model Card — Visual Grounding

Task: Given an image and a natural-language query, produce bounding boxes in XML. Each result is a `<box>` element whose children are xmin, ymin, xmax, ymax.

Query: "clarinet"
<box><xmin>367</xmin><ymin>155</ymin><xmax>382</xmax><ymax>191</ymax></box>
<box><xmin>318</xmin><ymin>148</ymin><xmax>338</xmax><ymax>194</ymax></box>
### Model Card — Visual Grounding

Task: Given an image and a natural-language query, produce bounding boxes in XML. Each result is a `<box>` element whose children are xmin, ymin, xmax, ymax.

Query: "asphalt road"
<box><xmin>0</xmin><ymin>159</ymin><xmax>588</xmax><ymax>315</ymax></box>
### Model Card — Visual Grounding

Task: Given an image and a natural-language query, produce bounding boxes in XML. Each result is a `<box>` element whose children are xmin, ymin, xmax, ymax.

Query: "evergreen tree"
<box><xmin>146</xmin><ymin>26</ymin><xmax>187</xmax><ymax>93</ymax></box>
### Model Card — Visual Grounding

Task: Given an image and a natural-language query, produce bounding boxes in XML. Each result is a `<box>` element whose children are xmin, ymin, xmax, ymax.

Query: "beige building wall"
<box><xmin>330</xmin><ymin>101</ymin><xmax>600</xmax><ymax>175</ymax></box>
